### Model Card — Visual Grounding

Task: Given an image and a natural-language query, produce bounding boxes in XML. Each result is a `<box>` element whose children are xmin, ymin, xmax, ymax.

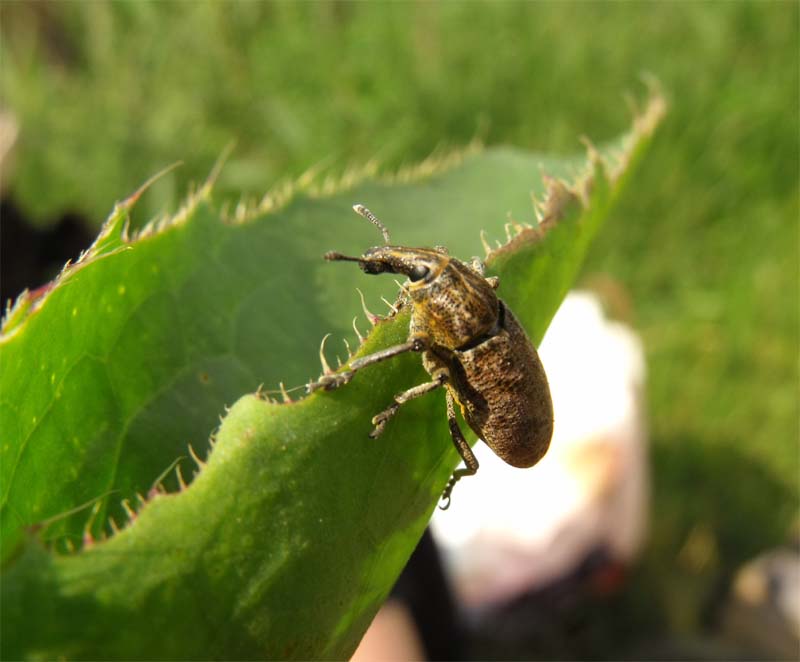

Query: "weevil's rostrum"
<box><xmin>310</xmin><ymin>205</ymin><xmax>554</xmax><ymax>508</ymax></box>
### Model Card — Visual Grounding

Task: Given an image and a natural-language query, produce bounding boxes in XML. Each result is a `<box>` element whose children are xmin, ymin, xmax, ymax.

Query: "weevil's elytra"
<box><xmin>309</xmin><ymin>205</ymin><xmax>554</xmax><ymax>508</ymax></box>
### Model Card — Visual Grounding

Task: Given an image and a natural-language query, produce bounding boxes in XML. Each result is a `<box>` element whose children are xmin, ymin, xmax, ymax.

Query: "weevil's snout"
<box><xmin>326</xmin><ymin>246</ymin><xmax>443</xmax><ymax>283</ymax></box>
<box><xmin>359</xmin><ymin>260</ymin><xmax>389</xmax><ymax>275</ymax></box>
<box><xmin>362</xmin><ymin>246</ymin><xmax>445</xmax><ymax>284</ymax></box>
<box><xmin>324</xmin><ymin>251</ymin><xmax>365</xmax><ymax>265</ymax></box>
<box><xmin>323</xmin><ymin>250</ymin><xmax>389</xmax><ymax>275</ymax></box>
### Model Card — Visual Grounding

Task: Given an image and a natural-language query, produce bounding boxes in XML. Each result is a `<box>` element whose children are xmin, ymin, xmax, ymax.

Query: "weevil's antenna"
<box><xmin>353</xmin><ymin>204</ymin><xmax>391</xmax><ymax>244</ymax></box>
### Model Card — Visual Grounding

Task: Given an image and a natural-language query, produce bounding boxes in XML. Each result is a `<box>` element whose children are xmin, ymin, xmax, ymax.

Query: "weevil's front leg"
<box><xmin>469</xmin><ymin>256</ymin><xmax>485</xmax><ymax>275</ymax></box>
<box><xmin>370</xmin><ymin>370</ymin><xmax>448</xmax><ymax>438</ymax></box>
<box><xmin>307</xmin><ymin>336</ymin><xmax>428</xmax><ymax>393</ymax></box>
<box><xmin>439</xmin><ymin>390</ymin><xmax>479</xmax><ymax>510</ymax></box>
<box><xmin>468</xmin><ymin>257</ymin><xmax>499</xmax><ymax>289</ymax></box>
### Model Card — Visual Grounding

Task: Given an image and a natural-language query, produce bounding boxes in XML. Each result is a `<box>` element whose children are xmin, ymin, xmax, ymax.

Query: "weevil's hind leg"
<box><xmin>307</xmin><ymin>337</ymin><xmax>427</xmax><ymax>393</ymax></box>
<box><xmin>370</xmin><ymin>371</ymin><xmax>448</xmax><ymax>438</ymax></box>
<box><xmin>440</xmin><ymin>390</ymin><xmax>479</xmax><ymax>510</ymax></box>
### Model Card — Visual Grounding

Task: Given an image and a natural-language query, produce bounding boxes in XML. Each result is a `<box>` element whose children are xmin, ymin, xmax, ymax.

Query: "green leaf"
<box><xmin>1</xmin><ymin>94</ymin><xmax>664</xmax><ymax>659</ymax></box>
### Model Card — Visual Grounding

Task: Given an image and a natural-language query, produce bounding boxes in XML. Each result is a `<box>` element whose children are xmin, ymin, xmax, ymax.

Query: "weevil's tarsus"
<box><xmin>369</xmin><ymin>371</ymin><xmax>448</xmax><ymax>438</ymax></box>
<box><xmin>353</xmin><ymin>204</ymin><xmax>391</xmax><ymax>244</ymax></box>
<box><xmin>307</xmin><ymin>369</ymin><xmax>352</xmax><ymax>392</ymax></box>
<box><xmin>440</xmin><ymin>390</ymin><xmax>479</xmax><ymax>510</ymax></box>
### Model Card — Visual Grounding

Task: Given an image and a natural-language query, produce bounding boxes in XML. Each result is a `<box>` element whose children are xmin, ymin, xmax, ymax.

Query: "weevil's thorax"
<box><xmin>358</xmin><ymin>245</ymin><xmax>499</xmax><ymax>349</ymax></box>
<box><xmin>408</xmin><ymin>257</ymin><xmax>499</xmax><ymax>349</ymax></box>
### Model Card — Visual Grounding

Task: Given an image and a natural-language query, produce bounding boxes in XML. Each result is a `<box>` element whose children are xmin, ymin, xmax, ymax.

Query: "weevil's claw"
<box><xmin>368</xmin><ymin>427</ymin><xmax>382</xmax><ymax>440</ymax></box>
<box><xmin>369</xmin><ymin>413</ymin><xmax>390</xmax><ymax>438</ymax></box>
<box><xmin>439</xmin><ymin>476</ymin><xmax>458</xmax><ymax>510</ymax></box>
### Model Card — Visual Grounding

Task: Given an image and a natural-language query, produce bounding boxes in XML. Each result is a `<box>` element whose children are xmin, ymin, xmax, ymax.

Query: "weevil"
<box><xmin>309</xmin><ymin>205</ymin><xmax>553</xmax><ymax>508</ymax></box>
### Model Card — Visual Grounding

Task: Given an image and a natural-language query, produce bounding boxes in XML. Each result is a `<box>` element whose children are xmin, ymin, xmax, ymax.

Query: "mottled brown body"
<box><xmin>310</xmin><ymin>205</ymin><xmax>554</xmax><ymax>507</ymax></box>
<box><xmin>437</xmin><ymin>303</ymin><xmax>553</xmax><ymax>467</ymax></box>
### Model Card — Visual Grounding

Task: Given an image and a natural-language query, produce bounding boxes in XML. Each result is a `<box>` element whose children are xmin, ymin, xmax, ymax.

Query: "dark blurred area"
<box><xmin>0</xmin><ymin>199</ymin><xmax>93</xmax><ymax>305</ymax></box>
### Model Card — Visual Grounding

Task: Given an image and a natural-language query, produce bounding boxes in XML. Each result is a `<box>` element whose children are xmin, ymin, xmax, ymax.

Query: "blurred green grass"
<box><xmin>2</xmin><ymin>0</ymin><xmax>797</xmax><ymax>652</ymax></box>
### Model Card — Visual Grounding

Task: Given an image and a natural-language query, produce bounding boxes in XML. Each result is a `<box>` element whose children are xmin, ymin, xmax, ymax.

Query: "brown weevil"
<box><xmin>309</xmin><ymin>205</ymin><xmax>554</xmax><ymax>508</ymax></box>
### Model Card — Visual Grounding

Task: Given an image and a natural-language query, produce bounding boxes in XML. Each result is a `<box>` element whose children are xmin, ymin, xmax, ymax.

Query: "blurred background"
<box><xmin>1</xmin><ymin>2</ymin><xmax>797</xmax><ymax>659</ymax></box>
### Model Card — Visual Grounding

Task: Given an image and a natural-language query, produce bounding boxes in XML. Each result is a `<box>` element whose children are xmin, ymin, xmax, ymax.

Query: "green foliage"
<box><xmin>0</xmin><ymin>96</ymin><xmax>662</xmax><ymax>658</ymax></box>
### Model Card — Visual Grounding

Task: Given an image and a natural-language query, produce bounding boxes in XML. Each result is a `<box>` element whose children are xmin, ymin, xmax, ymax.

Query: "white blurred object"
<box><xmin>430</xmin><ymin>290</ymin><xmax>649</xmax><ymax>607</ymax></box>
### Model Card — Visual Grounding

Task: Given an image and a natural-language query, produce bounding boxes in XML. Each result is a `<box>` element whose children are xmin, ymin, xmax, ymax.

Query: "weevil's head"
<box><xmin>324</xmin><ymin>245</ymin><xmax>449</xmax><ymax>289</ymax></box>
<box><xmin>325</xmin><ymin>204</ymin><xmax>451</xmax><ymax>292</ymax></box>
<box><xmin>326</xmin><ymin>205</ymin><xmax>499</xmax><ymax>346</ymax></box>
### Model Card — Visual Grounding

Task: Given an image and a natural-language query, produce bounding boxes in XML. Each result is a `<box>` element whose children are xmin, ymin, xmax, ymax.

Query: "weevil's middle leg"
<box><xmin>369</xmin><ymin>370</ymin><xmax>448</xmax><ymax>438</ymax></box>
<box><xmin>307</xmin><ymin>337</ymin><xmax>427</xmax><ymax>392</ymax></box>
<box><xmin>439</xmin><ymin>390</ymin><xmax>479</xmax><ymax>510</ymax></box>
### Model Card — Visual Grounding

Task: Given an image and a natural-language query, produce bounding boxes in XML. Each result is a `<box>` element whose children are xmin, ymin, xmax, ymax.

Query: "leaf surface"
<box><xmin>1</xmin><ymin>95</ymin><xmax>664</xmax><ymax>659</ymax></box>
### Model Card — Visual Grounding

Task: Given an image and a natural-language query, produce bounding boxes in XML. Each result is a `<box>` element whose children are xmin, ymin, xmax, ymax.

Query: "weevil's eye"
<box><xmin>408</xmin><ymin>264</ymin><xmax>430</xmax><ymax>282</ymax></box>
